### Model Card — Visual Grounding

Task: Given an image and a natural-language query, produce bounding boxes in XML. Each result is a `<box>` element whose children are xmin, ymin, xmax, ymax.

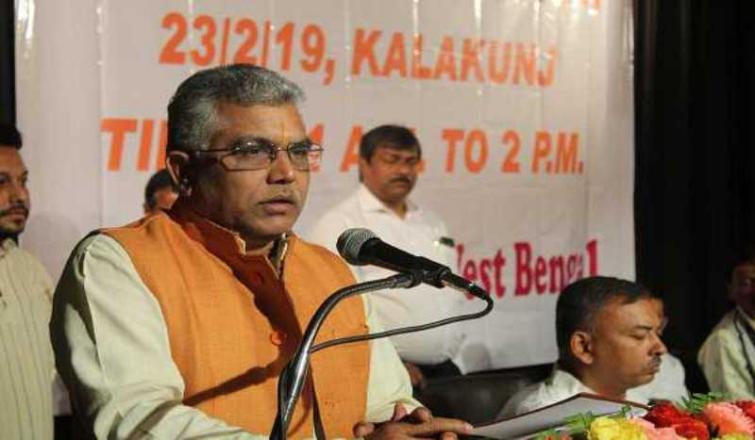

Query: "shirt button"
<box><xmin>270</xmin><ymin>330</ymin><xmax>287</xmax><ymax>346</ymax></box>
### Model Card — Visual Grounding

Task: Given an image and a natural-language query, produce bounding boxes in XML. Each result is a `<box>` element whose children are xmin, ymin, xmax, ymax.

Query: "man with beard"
<box><xmin>499</xmin><ymin>276</ymin><xmax>669</xmax><ymax>417</ymax></box>
<box><xmin>698</xmin><ymin>250</ymin><xmax>755</xmax><ymax>399</ymax></box>
<box><xmin>0</xmin><ymin>123</ymin><xmax>55</xmax><ymax>438</ymax></box>
<box><xmin>51</xmin><ymin>65</ymin><xmax>471</xmax><ymax>439</ymax></box>
<box><xmin>308</xmin><ymin>125</ymin><xmax>467</xmax><ymax>389</ymax></box>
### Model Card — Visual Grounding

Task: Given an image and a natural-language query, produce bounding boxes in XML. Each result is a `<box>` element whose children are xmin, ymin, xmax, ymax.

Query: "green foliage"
<box><xmin>680</xmin><ymin>392</ymin><xmax>727</xmax><ymax>414</ymax></box>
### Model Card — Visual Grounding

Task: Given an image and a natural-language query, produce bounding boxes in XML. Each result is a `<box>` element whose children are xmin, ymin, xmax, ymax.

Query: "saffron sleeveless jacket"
<box><xmin>103</xmin><ymin>205</ymin><xmax>369</xmax><ymax>438</ymax></box>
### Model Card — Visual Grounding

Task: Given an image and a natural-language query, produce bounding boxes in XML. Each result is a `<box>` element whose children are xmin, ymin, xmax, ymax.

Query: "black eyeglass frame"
<box><xmin>181</xmin><ymin>140</ymin><xmax>324</xmax><ymax>171</ymax></box>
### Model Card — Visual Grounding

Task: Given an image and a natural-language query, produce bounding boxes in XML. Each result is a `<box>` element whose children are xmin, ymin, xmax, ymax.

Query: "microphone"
<box><xmin>336</xmin><ymin>228</ymin><xmax>487</xmax><ymax>299</ymax></box>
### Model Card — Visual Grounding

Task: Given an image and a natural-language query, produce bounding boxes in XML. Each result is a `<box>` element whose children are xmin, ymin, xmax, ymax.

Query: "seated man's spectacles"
<box><xmin>188</xmin><ymin>139</ymin><xmax>324</xmax><ymax>171</ymax></box>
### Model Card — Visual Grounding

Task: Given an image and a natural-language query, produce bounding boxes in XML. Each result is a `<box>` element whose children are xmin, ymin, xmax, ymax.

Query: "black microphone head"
<box><xmin>336</xmin><ymin>228</ymin><xmax>377</xmax><ymax>265</ymax></box>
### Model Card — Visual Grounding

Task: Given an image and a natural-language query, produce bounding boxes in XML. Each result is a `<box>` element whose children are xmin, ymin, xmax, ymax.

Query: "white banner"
<box><xmin>15</xmin><ymin>0</ymin><xmax>634</xmax><ymax>370</ymax></box>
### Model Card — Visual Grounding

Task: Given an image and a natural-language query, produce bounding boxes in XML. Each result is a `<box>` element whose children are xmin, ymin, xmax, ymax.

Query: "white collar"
<box><xmin>356</xmin><ymin>184</ymin><xmax>418</xmax><ymax>216</ymax></box>
<box><xmin>0</xmin><ymin>237</ymin><xmax>16</xmax><ymax>259</ymax></box>
<box><xmin>549</xmin><ymin>367</ymin><xmax>595</xmax><ymax>394</ymax></box>
<box><xmin>736</xmin><ymin>306</ymin><xmax>755</xmax><ymax>332</ymax></box>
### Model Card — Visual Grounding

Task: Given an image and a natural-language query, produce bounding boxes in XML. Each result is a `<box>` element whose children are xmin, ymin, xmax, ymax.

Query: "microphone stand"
<box><xmin>270</xmin><ymin>272</ymin><xmax>419</xmax><ymax>440</ymax></box>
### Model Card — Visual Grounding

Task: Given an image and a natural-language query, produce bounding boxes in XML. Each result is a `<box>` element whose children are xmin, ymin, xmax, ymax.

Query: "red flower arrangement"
<box><xmin>736</xmin><ymin>401</ymin><xmax>755</xmax><ymax>421</ymax></box>
<box><xmin>643</xmin><ymin>394</ymin><xmax>755</xmax><ymax>439</ymax></box>
<box><xmin>645</xmin><ymin>402</ymin><xmax>710</xmax><ymax>440</ymax></box>
<box><xmin>535</xmin><ymin>393</ymin><xmax>755</xmax><ymax>439</ymax></box>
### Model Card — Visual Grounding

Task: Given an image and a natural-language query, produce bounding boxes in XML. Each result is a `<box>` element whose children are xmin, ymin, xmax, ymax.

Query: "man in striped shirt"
<box><xmin>0</xmin><ymin>123</ymin><xmax>55</xmax><ymax>439</ymax></box>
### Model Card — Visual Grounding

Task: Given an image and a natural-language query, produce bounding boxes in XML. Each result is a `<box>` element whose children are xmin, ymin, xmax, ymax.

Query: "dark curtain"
<box><xmin>0</xmin><ymin>0</ymin><xmax>14</xmax><ymax>124</ymax></box>
<box><xmin>635</xmin><ymin>0</ymin><xmax>755</xmax><ymax>392</ymax></box>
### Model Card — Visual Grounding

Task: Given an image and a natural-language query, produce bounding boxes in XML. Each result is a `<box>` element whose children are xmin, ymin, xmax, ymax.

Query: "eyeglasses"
<box><xmin>189</xmin><ymin>139</ymin><xmax>324</xmax><ymax>171</ymax></box>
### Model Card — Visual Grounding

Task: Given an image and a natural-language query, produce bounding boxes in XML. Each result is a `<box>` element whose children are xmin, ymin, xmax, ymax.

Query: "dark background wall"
<box><xmin>2</xmin><ymin>1</ymin><xmax>754</xmax><ymax>391</ymax></box>
<box><xmin>1</xmin><ymin>0</ymin><xmax>15</xmax><ymax>124</ymax></box>
<box><xmin>635</xmin><ymin>0</ymin><xmax>755</xmax><ymax>390</ymax></box>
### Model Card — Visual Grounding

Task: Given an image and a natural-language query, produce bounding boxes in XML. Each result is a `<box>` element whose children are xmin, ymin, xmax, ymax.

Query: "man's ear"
<box><xmin>357</xmin><ymin>157</ymin><xmax>370</xmax><ymax>182</ymax></box>
<box><xmin>358</xmin><ymin>156</ymin><xmax>369</xmax><ymax>171</ymax></box>
<box><xmin>569</xmin><ymin>330</ymin><xmax>595</xmax><ymax>365</ymax></box>
<box><xmin>166</xmin><ymin>151</ymin><xmax>191</xmax><ymax>195</ymax></box>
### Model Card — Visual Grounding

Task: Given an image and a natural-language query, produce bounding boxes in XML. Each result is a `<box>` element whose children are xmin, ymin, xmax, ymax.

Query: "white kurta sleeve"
<box><xmin>362</xmin><ymin>295</ymin><xmax>422</xmax><ymax>422</ymax></box>
<box><xmin>50</xmin><ymin>234</ymin><xmax>265</xmax><ymax>439</ymax></box>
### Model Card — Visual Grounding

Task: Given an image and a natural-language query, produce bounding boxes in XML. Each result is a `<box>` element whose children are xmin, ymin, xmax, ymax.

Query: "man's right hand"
<box><xmin>353</xmin><ymin>404</ymin><xmax>473</xmax><ymax>439</ymax></box>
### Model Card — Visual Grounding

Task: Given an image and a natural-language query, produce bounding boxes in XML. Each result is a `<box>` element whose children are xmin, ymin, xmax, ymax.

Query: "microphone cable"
<box><xmin>310</xmin><ymin>293</ymin><xmax>494</xmax><ymax>354</ymax></box>
<box><xmin>272</xmin><ymin>274</ymin><xmax>494</xmax><ymax>440</ymax></box>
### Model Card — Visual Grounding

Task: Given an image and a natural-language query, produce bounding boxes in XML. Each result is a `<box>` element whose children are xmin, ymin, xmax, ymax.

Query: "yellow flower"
<box><xmin>588</xmin><ymin>417</ymin><xmax>647</xmax><ymax>440</ymax></box>
<box><xmin>718</xmin><ymin>434</ymin><xmax>754</xmax><ymax>440</ymax></box>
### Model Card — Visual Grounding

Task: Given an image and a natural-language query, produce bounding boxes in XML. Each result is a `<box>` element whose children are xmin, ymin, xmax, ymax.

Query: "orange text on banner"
<box><xmin>442</xmin><ymin>128</ymin><xmax>582</xmax><ymax>175</ymax></box>
<box><xmin>103</xmin><ymin>117</ymin><xmax>324</xmax><ymax>172</ymax></box>
<box><xmin>352</xmin><ymin>29</ymin><xmax>558</xmax><ymax>87</ymax></box>
<box><xmin>159</xmin><ymin>13</ymin><xmax>336</xmax><ymax>85</ymax></box>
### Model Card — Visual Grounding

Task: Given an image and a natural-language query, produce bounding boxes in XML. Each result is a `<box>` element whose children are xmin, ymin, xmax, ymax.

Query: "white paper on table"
<box><xmin>470</xmin><ymin>393</ymin><xmax>649</xmax><ymax>439</ymax></box>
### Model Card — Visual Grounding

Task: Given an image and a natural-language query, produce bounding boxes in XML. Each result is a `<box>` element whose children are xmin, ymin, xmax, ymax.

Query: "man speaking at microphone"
<box><xmin>50</xmin><ymin>65</ymin><xmax>471</xmax><ymax>439</ymax></box>
<box><xmin>308</xmin><ymin>125</ymin><xmax>468</xmax><ymax>388</ymax></box>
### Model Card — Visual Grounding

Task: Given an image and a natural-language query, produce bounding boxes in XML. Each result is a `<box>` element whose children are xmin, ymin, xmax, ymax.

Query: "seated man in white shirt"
<box><xmin>698</xmin><ymin>251</ymin><xmax>755</xmax><ymax>399</ymax></box>
<box><xmin>308</xmin><ymin>125</ymin><xmax>467</xmax><ymax>388</ymax></box>
<box><xmin>499</xmin><ymin>276</ymin><xmax>678</xmax><ymax>418</ymax></box>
